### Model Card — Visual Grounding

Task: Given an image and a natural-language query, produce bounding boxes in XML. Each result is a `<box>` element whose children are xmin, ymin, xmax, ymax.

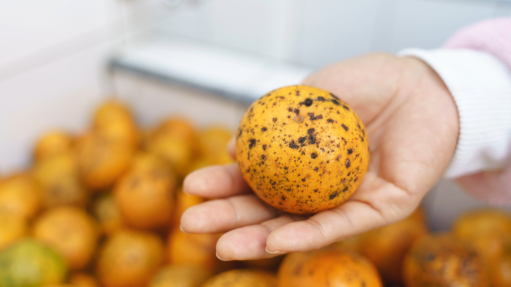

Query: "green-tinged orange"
<box><xmin>0</xmin><ymin>239</ymin><xmax>67</xmax><ymax>287</ymax></box>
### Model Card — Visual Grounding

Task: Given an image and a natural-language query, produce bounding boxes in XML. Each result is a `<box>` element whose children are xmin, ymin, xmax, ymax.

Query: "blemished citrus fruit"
<box><xmin>236</xmin><ymin>85</ymin><xmax>369</xmax><ymax>214</ymax></box>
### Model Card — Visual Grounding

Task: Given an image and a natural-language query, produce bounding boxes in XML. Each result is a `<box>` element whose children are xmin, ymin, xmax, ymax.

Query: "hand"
<box><xmin>180</xmin><ymin>53</ymin><xmax>459</xmax><ymax>260</ymax></box>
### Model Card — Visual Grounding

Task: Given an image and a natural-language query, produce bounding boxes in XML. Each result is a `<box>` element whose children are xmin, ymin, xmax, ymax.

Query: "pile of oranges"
<box><xmin>0</xmin><ymin>100</ymin><xmax>510</xmax><ymax>287</ymax></box>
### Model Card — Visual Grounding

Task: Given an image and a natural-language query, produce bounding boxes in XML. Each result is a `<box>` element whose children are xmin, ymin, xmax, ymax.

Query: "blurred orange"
<box><xmin>33</xmin><ymin>151</ymin><xmax>88</xmax><ymax>209</ymax></box>
<box><xmin>197</xmin><ymin>126</ymin><xmax>232</xmax><ymax>157</ymax></box>
<box><xmin>0</xmin><ymin>213</ymin><xmax>27</xmax><ymax>251</ymax></box>
<box><xmin>91</xmin><ymin>192</ymin><xmax>126</xmax><ymax>236</ymax></box>
<box><xmin>96</xmin><ymin>229</ymin><xmax>164</xmax><ymax>287</ymax></box>
<box><xmin>33</xmin><ymin>206</ymin><xmax>99</xmax><ymax>270</ymax></box>
<box><xmin>69</xmin><ymin>272</ymin><xmax>100</xmax><ymax>287</ymax></box>
<box><xmin>167</xmin><ymin>229</ymin><xmax>221</xmax><ymax>273</ymax></box>
<box><xmin>93</xmin><ymin>100</ymin><xmax>139</xmax><ymax>148</ymax></box>
<box><xmin>33</xmin><ymin>130</ymin><xmax>74</xmax><ymax>161</ymax></box>
<box><xmin>0</xmin><ymin>173</ymin><xmax>42</xmax><ymax>220</ymax></box>
<box><xmin>156</xmin><ymin>117</ymin><xmax>198</xmax><ymax>145</ymax></box>
<box><xmin>359</xmin><ymin>207</ymin><xmax>429</xmax><ymax>285</ymax></box>
<box><xmin>148</xmin><ymin>264</ymin><xmax>212</xmax><ymax>287</ymax></box>
<box><xmin>114</xmin><ymin>156</ymin><xmax>177</xmax><ymax>229</ymax></box>
<box><xmin>147</xmin><ymin>134</ymin><xmax>193</xmax><ymax>178</ymax></box>
<box><xmin>76</xmin><ymin>133</ymin><xmax>134</xmax><ymax>191</ymax></box>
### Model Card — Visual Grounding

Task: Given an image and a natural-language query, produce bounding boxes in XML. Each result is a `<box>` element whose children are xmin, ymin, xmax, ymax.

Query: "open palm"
<box><xmin>181</xmin><ymin>53</ymin><xmax>459</xmax><ymax>260</ymax></box>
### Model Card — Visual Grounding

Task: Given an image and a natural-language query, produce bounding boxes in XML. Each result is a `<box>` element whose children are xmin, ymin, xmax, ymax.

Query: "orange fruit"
<box><xmin>156</xmin><ymin>117</ymin><xmax>197</xmax><ymax>144</ymax></box>
<box><xmin>197</xmin><ymin>126</ymin><xmax>233</xmax><ymax>156</ymax></box>
<box><xmin>236</xmin><ymin>85</ymin><xmax>369</xmax><ymax>214</ymax></box>
<box><xmin>0</xmin><ymin>213</ymin><xmax>27</xmax><ymax>251</ymax></box>
<box><xmin>33</xmin><ymin>151</ymin><xmax>88</xmax><ymax>209</ymax></box>
<box><xmin>96</xmin><ymin>229</ymin><xmax>164</xmax><ymax>287</ymax></box>
<box><xmin>91</xmin><ymin>192</ymin><xmax>125</xmax><ymax>235</ymax></box>
<box><xmin>148</xmin><ymin>264</ymin><xmax>212</xmax><ymax>287</ymax></box>
<box><xmin>114</xmin><ymin>156</ymin><xmax>177</xmax><ymax>229</ymax></box>
<box><xmin>403</xmin><ymin>233</ymin><xmax>488</xmax><ymax>287</ymax></box>
<box><xmin>76</xmin><ymin>133</ymin><xmax>134</xmax><ymax>191</ymax></box>
<box><xmin>278</xmin><ymin>246</ymin><xmax>381</xmax><ymax>287</ymax></box>
<box><xmin>167</xmin><ymin>229</ymin><xmax>220</xmax><ymax>273</ymax></box>
<box><xmin>0</xmin><ymin>239</ymin><xmax>68</xmax><ymax>287</ymax></box>
<box><xmin>33</xmin><ymin>130</ymin><xmax>74</xmax><ymax>161</ymax></box>
<box><xmin>147</xmin><ymin>134</ymin><xmax>193</xmax><ymax>177</ymax></box>
<box><xmin>93</xmin><ymin>100</ymin><xmax>139</xmax><ymax>148</ymax></box>
<box><xmin>173</xmin><ymin>188</ymin><xmax>205</xmax><ymax>228</ymax></box>
<box><xmin>70</xmin><ymin>272</ymin><xmax>100</xmax><ymax>287</ymax></box>
<box><xmin>33</xmin><ymin>206</ymin><xmax>99</xmax><ymax>270</ymax></box>
<box><xmin>203</xmin><ymin>270</ymin><xmax>277</xmax><ymax>287</ymax></box>
<box><xmin>0</xmin><ymin>173</ymin><xmax>42</xmax><ymax>220</ymax></box>
<box><xmin>359</xmin><ymin>207</ymin><xmax>429</xmax><ymax>285</ymax></box>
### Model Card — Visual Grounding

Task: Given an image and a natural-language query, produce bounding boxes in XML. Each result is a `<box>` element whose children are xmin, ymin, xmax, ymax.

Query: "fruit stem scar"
<box><xmin>294</xmin><ymin>115</ymin><xmax>304</xmax><ymax>123</ymax></box>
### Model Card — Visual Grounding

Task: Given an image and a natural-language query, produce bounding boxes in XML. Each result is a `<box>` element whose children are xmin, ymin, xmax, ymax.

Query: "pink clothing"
<box><xmin>443</xmin><ymin>18</ymin><xmax>511</xmax><ymax>205</ymax></box>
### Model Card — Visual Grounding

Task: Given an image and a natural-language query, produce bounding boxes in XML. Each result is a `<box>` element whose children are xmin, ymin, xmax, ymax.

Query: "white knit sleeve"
<box><xmin>398</xmin><ymin>48</ymin><xmax>511</xmax><ymax>178</ymax></box>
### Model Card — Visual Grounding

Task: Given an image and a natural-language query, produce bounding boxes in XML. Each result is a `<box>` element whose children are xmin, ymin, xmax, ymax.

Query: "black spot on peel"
<box><xmin>329</xmin><ymin>191</ymin><xmax>339</xmax><ymax>200</ymax></box>
<box><xmin>303</xmin><ymin>98</ymin><xmax>313</xmax><ymax>106</ymax></box>
<box><xmin>329</xmin><ymin>93</ymin><xmax>340</xmax><ymax>100</ymax></box>
<box><xmin>327</xmin><ymin>119</ymin><xmax>334</xmax><ymax>123</ymax></box>
<box><xmin>261</xmin><ymin>127</ymin><xmax>267</xmax><ymax>132</ymax></box>
<box><xmin>289</xmin><ymin>141</ymin><xmax>299</xmax><ymax>149</ymax></box>
<box><xmin>294</xmin><ymin>109</ymin><xmax>300</xmax><ymax>115</ymax></box>
<box><xmin>273</xmin><ymin>118</ymin><xmax>277</xmax><ymax>123</ymax></box>
<box><xmin>315</xmin><ymin>97</ymin><xmax>326</xmax><ymax>102</ymax></box>
<box><xmin>281</xmin><ymin>195</ymin><xmax>287</xmax><ymax>201</ymax></box>
<box><xmin>343</xmin><ymin>186</ymin><xmax>348</xmax><ymax>192</ymax></box>
<box><xmin>342</xmin><ymin>124</ymin><xmax>348</xmax><ymax>131</ymax></box>
<box><xmin>238</xmin><ymin>129</ymin><xmax>242</xmax><ymax>138</ymax></box>
<box><xmin>331</xmin><ymin>100</ymin><xmax>340</xmax><ymax>106</ymax></box>
<box><xmin>348</xmin><ymin>149</ymin><xmax>353</xmax><ymax>154</ymax></box>
<box><xmin>343</xmin><ymin>105</ymin><xmax>350</xmax><ymax>111</ymax></box>
<box><xmin>311</xmin><ymin>153</ymin><xmax>317</xmax><ymax>159</ymax></box>
<box><xmin>308</xmin><ymin>113</ymin><xmax>323</xmax><ymax>121</ymax></box>
<box><xmin>314</xmin><ymin>167</ymin><xmax>319</xmax><ymax>172</ymax></box>
<box><xmin>307</xmin><ymin>128</ymin><xmax>316</xmax><ymax>145</ymax></box>
<box><xmin>263</xmin><ymin>144</ymin><xmax>267</xmax><ymax>151</ymax></box>
<box><xmin>288</xmin><ymin>107</ymin><xmax>293</xmax><ymax>112</ymax></box>
<box><xmin>346</xmin><ymin>159</ymin><xmax>351</xmax><ymax>168</ymax></box>
<box><xmin>298</xmin><ymin>136</ymin><xmax>307</xmax><ymax>145</ymax></box>
<box><xmin>249</xmin><ymin>139</ymin><xmax>256</xmax><ymax>149</ymax></box>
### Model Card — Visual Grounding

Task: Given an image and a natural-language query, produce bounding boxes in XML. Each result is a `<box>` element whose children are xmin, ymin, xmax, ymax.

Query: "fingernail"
<box><xmin>180</xmin><ymin>225</ymin><xmax>189</xmax><ymax>234</ymax></box>
<box><xmin>265</xmin><ymin>246</ymin><xmax>283</xmax><ymax>254</ymax></box>
<box><xmin>216</xmin><ymin>252</ymin><xmax>229</xmax><ymax>261</ymax></box>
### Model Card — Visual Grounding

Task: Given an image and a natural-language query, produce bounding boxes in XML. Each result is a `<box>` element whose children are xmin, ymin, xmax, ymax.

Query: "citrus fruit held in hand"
<box><xmin>277</xmin><ymin>246</ymin><xmax>382</xmax><ymax>287</ymax></box>
<box><xmin>96</xmin><ymin>229</ymin><xmax>164</xmax><ymax>287</ymax></box>
<box><xmin>236</xmin><ymin>85</ymin><xmax>370</xmax><ymax>214</ymax></box>
<box><xmin>148</xmin><ymin>264</ymin><xmax>212</xmax><ymax>287</ymax></box>
<box><xmin>202</xmin><ymin>269</ymin><xmax>277</xmax><ymax>287</ymax></box>
<box><xmin>0</xmin><ymin>239</ymin><xmax>67</xmax><ymax>287</ymax></box>
<box><xmin>33</xmin><ymin>206</ymin><xmax>99</xmax><ymax>270</ymax></box>
<box><xmin>403</xmin><ymin>233</ymin><xmax>488</xmax><ymax>287</ymax></box>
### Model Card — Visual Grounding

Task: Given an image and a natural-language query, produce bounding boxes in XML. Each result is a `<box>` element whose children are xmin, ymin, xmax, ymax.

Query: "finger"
<box><xmin>183</xmin><ymin>163</ymin><xmax>250</xmax><ymax>198</ymax></box>
<box><xmin>266</xmin><ymin>175</ymin><xmax>420</xmax><ymax>253</ymax></box>
<box><xmin>180</xmin><ymin>194</ymin><xmax>280</xmax><ymax>234</ymax></box>
<box><xmin>216</xmin><ymin>214</ymin><xmax>306</xmax><ymax>261</ymax></box>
